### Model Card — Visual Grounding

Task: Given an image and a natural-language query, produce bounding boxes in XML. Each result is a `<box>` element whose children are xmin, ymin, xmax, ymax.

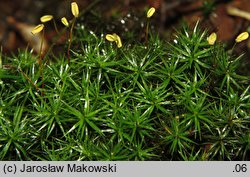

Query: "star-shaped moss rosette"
<box><xmin>2</xmin><ymin>14</ymin><xmax>250</xmax><ymax>161</ymax></box>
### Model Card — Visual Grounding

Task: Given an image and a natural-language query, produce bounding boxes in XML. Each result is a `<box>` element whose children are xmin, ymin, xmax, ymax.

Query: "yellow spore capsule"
<box><xmin>147</xmin><ymin>7</ymin><xmax>155</xmax><ymax>18</ymax></box>
<box><xmin>71</xmin><ymin>2</ymin><xmax>79</xmax><ymax>18</ymax></box>
<box><xmin>40</xmin><ymin>15</ymin><xmax>53</xmax><ymax>23</ymax></box>
<box><xmin>61</xmin><ymin>17</ymin><xmax>69</xmax><ymax>27</ymax></box>
<box><xmin>235</xmin><ymin>32</ymin><xmax>249</xmax><ymax>43</ymax></box>
<box><xmin>31</xmin><ymin>24</ymin><xmax>44</xmax><ymax>35</ymax></box>
<box><xmin>207</xmin><ymin>32</ymin><xmax>217</xmax><ymax>45</ymax></box>
<box><xmin>105</xmin><ymin>34</ymin><xmax>116</xmax><ymax>42</ymax></box>
<box><xmin>113</xmin><ymin>33</ymin><xmax>122</xmax><ymax>48</ymax></box>
<box><xmin>105</xmin><ymin>33</ymin><xmax>122</xmax><ymax>48</ymax></box>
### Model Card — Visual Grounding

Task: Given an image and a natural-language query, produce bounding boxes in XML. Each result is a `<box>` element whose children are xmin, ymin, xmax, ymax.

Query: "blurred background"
<box><xmin>0</xmin><ymin>0</ymin><xmax>250</xmax><ymax>73</ymax></box>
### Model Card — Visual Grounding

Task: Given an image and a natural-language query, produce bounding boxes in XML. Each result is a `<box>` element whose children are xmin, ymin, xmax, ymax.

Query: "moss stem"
<box><xmin>39</xmin><ymin>28</ymin><xmax>45</xmax><ymax>96</ymax></box>
<box><xmin>67</xmin><ymin>17</ymin><xmax>76</xmax><ymax>65</ymax></box>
